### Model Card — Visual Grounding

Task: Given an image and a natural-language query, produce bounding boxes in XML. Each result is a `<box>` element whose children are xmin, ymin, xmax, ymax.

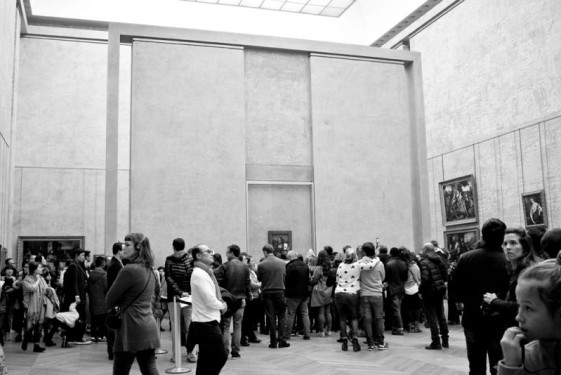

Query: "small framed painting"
<box><xmin>521</xmin><ymin>190</ymin><xmax>547</xmax><ymax>228</ymax></box>
<box><xmin>439</xmin><ymin>175</ymin><xmax>478</xmax><ymax>226</ymax></box>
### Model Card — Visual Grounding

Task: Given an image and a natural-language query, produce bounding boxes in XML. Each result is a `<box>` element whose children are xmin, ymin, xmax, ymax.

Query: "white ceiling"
<box><xmin>29</xmin><ymin>0</ymin><xmax>428</xmax><ymax>45</ymax></box>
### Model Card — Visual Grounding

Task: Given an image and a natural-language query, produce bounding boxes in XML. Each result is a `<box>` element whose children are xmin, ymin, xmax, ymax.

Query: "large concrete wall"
<box><xmin>14</xmin><ymin>37</ymin><xmax>131</xmax><ymax>261</ymax></box>
<box><xmin>0</xmin><ymin>0</ymin><xmax>19</xmax><ymax>258</ymax></box>
<box><xmin>407</xmin><ymin>0</ymin><xmax>561</xmax><ymax>244</ymax></box>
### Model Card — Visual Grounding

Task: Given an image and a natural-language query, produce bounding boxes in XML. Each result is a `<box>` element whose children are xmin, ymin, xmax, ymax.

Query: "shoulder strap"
<box><xmin>408</xmin><ymin>268</ymin><xmax>420</xmax><ymax>286</ymax></box>
<box><xmin>120</xmin><ymin>268</ymin><xmax>151</xmax><ymax>313</ymax></box>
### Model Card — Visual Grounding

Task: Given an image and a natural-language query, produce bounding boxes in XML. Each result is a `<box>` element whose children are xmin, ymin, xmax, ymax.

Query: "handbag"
<box><xmin>311</xmin><ymin>276</ymin><xmax>333</xmax><ymax>307</ymax></box>
<box><xmin>106</xmin><ymin>269</ymin><xmax>151</xmax><ymax>330</ymax></box>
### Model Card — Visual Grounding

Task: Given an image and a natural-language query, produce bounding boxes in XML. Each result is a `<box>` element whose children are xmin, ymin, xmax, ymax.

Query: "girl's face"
<box><xmin>503</xmin><ymin>233</ymin><xmax>524</xmax><ymax>262</ymax></box>
<box><xmin>35</xmin><ymin>264</ymin><xmax>43</xmax><ymax>275</ymax></box>
<box><xmin>123</xmin><ymin>240</ymin><xmax>135</xmax><ymax>259</ymax></box>
<box><xmin>515</xmin><ymin>279</ymin><xmax>561</xmax><ymax>341</ymax></box>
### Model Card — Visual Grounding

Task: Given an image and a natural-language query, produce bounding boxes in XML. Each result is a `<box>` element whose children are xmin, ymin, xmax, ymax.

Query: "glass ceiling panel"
<box><xmin>181</xmin><ymin>0</ymin><xmax>357</xmax><ymax>17</ymax></box>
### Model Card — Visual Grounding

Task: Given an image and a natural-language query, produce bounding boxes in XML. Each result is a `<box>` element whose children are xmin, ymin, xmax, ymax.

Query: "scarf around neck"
<box><xmin>194</xmin><ymin>260</ymin><xmax>223</xmax><ymax>302</ymax></box>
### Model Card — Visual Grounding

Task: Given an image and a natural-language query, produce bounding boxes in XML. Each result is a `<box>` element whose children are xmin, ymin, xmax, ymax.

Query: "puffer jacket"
<box><xmin>164</xmin><ymin>250</ymin><xmax>193</xmax><ymax>299</ymax></box>
<box><xmin>420</xmin><ymin>253</ymin><xmax>448</xmax><ymax>298</ymax></box>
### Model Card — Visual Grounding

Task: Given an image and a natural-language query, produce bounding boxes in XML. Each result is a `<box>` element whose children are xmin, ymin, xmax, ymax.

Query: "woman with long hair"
<box><xmin>402</xmin><ymin>249</ymin><xmax>422</xmax><ymax>333</ymax></box>
<box><xmin>106</xmin><ymin>233</ymin><xmax>160</xmax><ymax>375</ymax></box>
<box><xmin>21</xmin><ymin>261</ymin><xmax>47</xmax><ymax>352</ymax></box>
<box><xmin>483</xmin><ymin>227</ymin><xmax>539</xmax><ymax>328</ymax></box>
<box><xmin>310</xmin><ymin>250</ymin><xmax>333</xmax><ymax>337</ymax></box>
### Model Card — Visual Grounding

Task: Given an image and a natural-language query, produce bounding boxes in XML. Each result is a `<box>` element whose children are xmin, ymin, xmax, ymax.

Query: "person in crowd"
<box><xmin>156</xmin><ymin>266</ymin><xmax>170</xmax><ymax>331</ymax></box>
<box><xmin>526</xmin><ymin>227</ymin><xmax>546</xmax><ymax>260</ymax></box>
<box><xmin>483</xmin><ymin>227</ymin><xmax>539</xmax><ymax>329</ymax></box>
<box><xmin>21</xmin><ymin>261</ymin><xmax>47</xmax><ymax>352</ymax></box>
<box><xmin>0</xmin><ymin>258</ymin><xmax>16</xmax><ymax>277</ymax></box>
<box><xmin>215</xmin><ymin>244</ymin><xmax>250</xmax><ymax>359</ymax></box>
<box><xmin>385</xmin><ymin>246</ymin><xmax>409</xmax><ymax>335</ymax></box>
<box><xmin>330</xmin><ymin>252</ymin><xmax>344</xmax><ymax>336</ymax></box>
<box><xmin>62</xmin><ymin>249</ymin><xmax>90</xmax><ymax>345</ymax></box>
<box><xmin>450</xmin><ymin>218</ymin><xmax>509</xmax><ymax>375</ymax></box>
<box><xmin>212</xmin><ymin>254</ymin><xmax>223</xmax><ymax>270</ymax></box>
<box><xmin>420</xmin><ymin>243</ymin><xmax>449</xmax><ymax>350</ymax></box>
<box><xmin>88</xmin><ymin>257</ymin><xmax>108</xmax><ymax>343</ymax></box>
<box><xmin>310</xmin><ymin>250</ymin><xmax>333</xmax><ymax>337</ymax></box>
<box><xmin>497</xmin><ymin>260</ymin><xmax>561</xmax><ymax>375</ymax></box>
<box><xmin>257</xmin><ymin>244</ymin><xmax>290</xmax><ymax>349</ymax></box>
<box><xmin>189</xmin><ymin>244</ymin><xmax>228</xmax><ymax>375</ymax></box>
<box><xmin>284</xmin><ymin>250</ymin><xmax>311</xmax><ymax>341</ymax></box>
<box><xmin>241</xmin><ymin>255</ymin><xmax>262</xmax><ymax>346</ymax></box>
<box><xmin>106</xmin><ymin>242</ymin><xmax>125</xmax><ymax>360</ymax></box>
<box><xmin>540</xmin><ymin>228</ymin><xmax>561</xmax><ymax>260</ymax></box>
<box><xmin>432</xmin><ymin>240</ymin><xmax>450</xmax><ymax>266</ymax></box>
<box><xmin>164</xmin><ymin>238</ymin><xmax>196</xmax><ymax>363</ymax></box>
<box><xmin>12</xmin><ymin>262</ymin><xmax>28</xmax><ymax>343</ymax></box>
<box><xmin>1</xmin><ymin>268</ymin><xmax>17</xmax><ymax>344</ymax></box>
<box><xmin>41</xmin><ymin>270</ymin><xmax>59</xmax><ymax>347</ymax></box>
<box><xmin>324</xmin><ymin>246</ymin><xmax>335</xmax><ymax>263</ymax></box>
<box><xmin>377</xmin><ymin>245</ymin><xmax>390</xmax><ymax>264</ymax></box>
<box><xmin>334</xmin><ymin>247</ymin><xmax>377</xmax><ymax>352</ymax></box>
<box><xmin>402</xmin><ymin>249</ymin><xmax>422</xmax><ymax>334</ymax></box>
<box><xmin>106</xmin><ymin>233</ymin><xmax>160</xmax><ymax>375</ymax></box>
<box><xmin>359</xmin><ymin>241</ymin><xmax>387</xmax><ymax>351</ymax></box>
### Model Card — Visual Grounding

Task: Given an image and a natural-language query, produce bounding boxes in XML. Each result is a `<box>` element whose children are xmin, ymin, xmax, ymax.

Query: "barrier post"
<box><xmin>165</xmin><ymin>297</ymin><xmax>190</xmax><ymax>374</ymax></box>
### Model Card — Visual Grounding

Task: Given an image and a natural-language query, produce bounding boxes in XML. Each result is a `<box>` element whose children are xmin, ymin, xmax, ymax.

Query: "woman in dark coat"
<box><xmin>106</xmin><ymin>233</ymin><xmax>160</xmax><ymax>375</ymax></box>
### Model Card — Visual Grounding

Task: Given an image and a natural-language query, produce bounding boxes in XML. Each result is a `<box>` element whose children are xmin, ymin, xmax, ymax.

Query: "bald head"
<box><xmin>422</xmin><ymin>243</ymin><xmax>435</xmax><ymax>254</ymax></box>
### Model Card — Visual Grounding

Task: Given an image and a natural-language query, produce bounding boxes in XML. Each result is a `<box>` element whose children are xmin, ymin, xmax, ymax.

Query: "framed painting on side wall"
<box><xmin>268</xmin><ymin>231</ymin><xmax>292</xmax><ymax>254</ymax></box>
<box><xmin>521</xmin><ymin>190</ymin><xmax>547</xmax><ymax>228</ymax></box>
<box><xmin>444</xmin><ymin>227</ymin><xmax>479</xmax><ymax>261</ymax></box>
<box><xmin>439</xmin><ymin>175</ymin><xmax>478</xmax><ymax>226</ymax></box>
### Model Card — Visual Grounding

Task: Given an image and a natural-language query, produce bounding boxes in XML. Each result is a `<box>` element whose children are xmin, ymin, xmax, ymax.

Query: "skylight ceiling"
<box><xmin>180</xmin><ymin>0</ymin><xmax>356</xmax><ymax>18</ymax></box>
<box><xmin>28</xmin><ymin>0</ymin><xmax>430</xmax><ymax>46</ymax></box>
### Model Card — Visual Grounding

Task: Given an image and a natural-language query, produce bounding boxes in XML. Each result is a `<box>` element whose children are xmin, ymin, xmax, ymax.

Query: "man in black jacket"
<box><xmin>385</xmin><ymin>247</ymin><xmax>408</xmax><ymax>335</ymax></box>
<box><xmin>164</xmin><ymin>238</ymin><xmax>196</xmax><ymax>363</ymax></box>
<box><xmin>63</xmin><ymin>249</ymin><xmax>91</xmax><ymax>345</ymax></box>
<box><xmin>450</xmin><ymin>218</ymin><xmax>509</xmax><ymax>375</ymax></box>
<box><xmin>420</xmin><ymin>242</ymin><xmax>449</xmax><ymax>350</ymax></box>
<box><xmin>106</xmin><ymin>242</ymin><xmax>124</xmax><ymax>359</ymax></box>
<box><xmin>284</xmin><ymin>250</ymin><xmax>311</xmax><ymax>340</ymax></box>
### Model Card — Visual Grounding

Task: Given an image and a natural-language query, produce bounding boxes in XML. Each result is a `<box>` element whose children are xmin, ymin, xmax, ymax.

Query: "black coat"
<box><xmin>449</xmin><ymin>244</ymin><xmax>509</xmax><ymax>329</ymax></box>
<box><xmin>107</xmin><ymin>256</ymin><xmax>123</xmax><ymax>291</ymax></box>
<box><xmin>63</xmin><ymin>260</ymin><xmax>88</xmax><ymax>310</ymax></box>
<box><xmin>285</xmin><ymin>259</ymin><xmax>310</xmax><ymax>299</ymax></box>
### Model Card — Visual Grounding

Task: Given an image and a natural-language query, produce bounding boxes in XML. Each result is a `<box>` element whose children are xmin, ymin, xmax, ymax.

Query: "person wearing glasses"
<box><xmin>189</xmin><ymin>244</ymin><xmax>228</xmax><ymax>375</ymax></box>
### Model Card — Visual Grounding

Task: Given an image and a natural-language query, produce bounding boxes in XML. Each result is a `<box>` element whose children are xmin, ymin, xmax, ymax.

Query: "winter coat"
<box><xmin>285</xmin><ymin>258</ymin><xmax>310</xmax><ymax>299</ymax></box>
<box><xmin>88</xmin><ymin>268</ymin><xmax>108</xmax><ymax>315</ymax></box>
<box><xmin>164</xmin><ymin>250</ymin><xmax>193</xmax><ymax>299</ymax></box>
<box><xmin>385</xmin><ymin>257</ymin><xmax>408</xmax><ymax>296</ymax></box>
<box><xmin>420</xmin><ymin>253</ymin><xmax>448</xmax><ymax>298</ymax></box>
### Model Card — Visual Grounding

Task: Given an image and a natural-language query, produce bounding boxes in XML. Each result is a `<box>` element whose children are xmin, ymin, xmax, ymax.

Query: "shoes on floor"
<box><xmin>425</xmin><ymin>342</ymin><xmax>442</xmax><ymax>350</ymax></box>
<box><xmin>391</xmin><ymin>330</ymin><xmax>404</xmax><ymax>336</ymax></box>
<box><xmin>33</xmin><ymin>344</ymin><xmax>46</xmax><ymax>353</ymax></box>
<box><xmin>303</xmin><ymin>335</ymin><xmax>310</xmax><ymax>340</ymax></box>
<box><xmin>241</xmin><ymin>340</ymin><xmax>250</xmax><ymax>347</ymax></box>
<box><xmin>269</xmin><ymin>343</ymin><xmax>278</xmax><ymax>349</ymax></box>
<box><xmin>376</xmin><ymin>342</ymin><xmax>389</xmax><ymax>350</ymax></box>
<box><xmin>368</xmin><ymin>345</ymin><xmax>375</xmax><ymax>351</ymax></box>
<box><xmin>231</xmin><ymin>352</ymin><xmax>241</xmax><ymax>359</ymax></box>
<box><xmin>279</xmin><ymin>341</ymin><xmax>290</xmax><ymax>348</ymax></box>
<box><xmin>442</xmin><ymin>339</ymin><xmax>449</xmax><ymax>348</ymax></box>
<box><xmin>186</xmin><ymin>352</ymin><xmax>197</xmax><ymax>363</ymax></box>
<box><xmin>248</xmin><ymin>338</ymin><xmax>261</xmax><ymax>344</ymax></box>
<box><xmin>45</xmin><ymin>340</ymin><xmax>57</xmax><ymax>347</ymax></box>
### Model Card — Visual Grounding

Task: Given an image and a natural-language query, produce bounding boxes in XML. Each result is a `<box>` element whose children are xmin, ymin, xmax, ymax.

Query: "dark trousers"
<box><xmin>107</xmin><ymin>328</ymin><xmax>116</xmax><ymax>357</ymax></box>
<box><xmin>91</xmin><ymin>313</ymin><xmax>107</xmax><ymax>339</ymax></box>
<box><xmin>422</xmin><ymin>295</ymin><xmax>449</xmax><ymax>342</ymax></box>
<box><xmin>113</xmin><ymin>348</ymin><xmax>158</xmax><ymax>375</ymax></box>
<box><xmin>242</xmin><ymin>297</ymin><xmax>260</xmax><ymax>341</ymax></box>
<box><xmin>334</xmin><ymin>293</ymin><xmax>359</xmax><ymax>339</ymax></box>
<box><xmin>190</xmin><ymin>321</ymin><xmax>227</xmax><ymax>375</ymax></box>
<box><xmin>390</xmin><ymin>292</ymin><xmax>404</xmax><ymax>331</ymax></box>
<box><xmin>402</xmin><ymin>293</ymin><xmax>422</xmax><ymax>327</ymax></box>
<box><xmin>464</xmin><ymin>319</ymin><xmax>504</xmax><ymax>375</ymax></box>
<box><xmin>262</xmin><ymin>291</ymin><xmax>287</xmax><ymax>344</ymax></box>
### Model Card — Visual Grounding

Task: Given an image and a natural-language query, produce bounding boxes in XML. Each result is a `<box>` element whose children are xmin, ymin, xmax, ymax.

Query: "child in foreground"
<box><xmin>498</xmin><ymin>258</ymin><xmax>561</xmax><ymax>374</ymax></box>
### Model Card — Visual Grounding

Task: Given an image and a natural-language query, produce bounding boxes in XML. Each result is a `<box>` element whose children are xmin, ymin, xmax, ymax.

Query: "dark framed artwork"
<box><xmin>268</xmin><ymin>231</ymin><xmax>292</xmax><ymax>253</ymax></box>
<box><xmin>521</xmin><ymin>190</ymin><xmax>547</xmax><ymax>228</ymax></box>
<box><xmin>444</xmin><ymin>227</ymin><xmax>479</xmax><ymax>260</ymax></box>
<box><xmin>439</xmin><ymin>175</ymin><xmax>478</xmax><ymax>226</ymax></box>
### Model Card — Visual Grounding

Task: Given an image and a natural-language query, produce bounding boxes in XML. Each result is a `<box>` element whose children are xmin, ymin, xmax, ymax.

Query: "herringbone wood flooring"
<box><xmin>3</xmin><ymin>322</ymin><xmax>470</xmax><ymax>374</ymax></box>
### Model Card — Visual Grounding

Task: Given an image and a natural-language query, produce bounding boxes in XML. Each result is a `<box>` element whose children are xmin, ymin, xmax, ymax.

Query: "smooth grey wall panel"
<box><xmin>497</xmin><ymin>133</ymin><xmax>523</xmax><ymax>226</ymax></box>
<box><xmin>245</xmin><ymin>49</ymin><xmax>312</xmax><ymax>167</ymax></box>
<box><xmin>311</xmin><ymin>56</ymin><xmax>413</xmax><ymax>251</ymax></box>
<box><xmin>520</xmin><ymin>126</ymin><xmax>544</xmax><ymax>193</ymax></box>
<box><xmin>544</xmin><ymin>117</ymin><xmax>561</xmax><ymax>227</ymax></box>
<box><xmin>131</xmin><ymin>41</ymin><xmax>246</xmax><ymax>265</ymax></box>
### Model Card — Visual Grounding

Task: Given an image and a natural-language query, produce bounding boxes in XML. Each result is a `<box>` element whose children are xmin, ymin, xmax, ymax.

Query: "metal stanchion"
<box><xmin>155</xmin><ymin>317</ymin><xmax>168</xmax><ymax>355</ymax></box>
<box><xmin>165</xmin><ymin>297</ymin><xmax>190</xmax><ymax>374</ymax></box>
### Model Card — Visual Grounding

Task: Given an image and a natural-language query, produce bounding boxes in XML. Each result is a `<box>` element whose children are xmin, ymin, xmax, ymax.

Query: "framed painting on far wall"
<box><xmin>268</xmin><ymin>231</ymin><xmax>292</xmax><ymax>253</ymax></box>
<box><xmin>521</xmin><ymin>190</ymin><xmax>547</xmax><ymax>228</ymax></box>
<box><xmin>439</xmin><ymin>175</ymin><xmax>478</xmax><ymax>226</ymax></box>
<box><xmin>444</xmin><ymin>227</ymin><xmax>479</xmax><ymax>261</ymax></box>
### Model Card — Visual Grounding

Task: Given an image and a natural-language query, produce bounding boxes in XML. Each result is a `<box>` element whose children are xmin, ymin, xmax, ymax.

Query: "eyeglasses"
<box><xmin>205</xmin><ymin>249</ymin><xmax>214</xmax><ymax>255</ymax></box>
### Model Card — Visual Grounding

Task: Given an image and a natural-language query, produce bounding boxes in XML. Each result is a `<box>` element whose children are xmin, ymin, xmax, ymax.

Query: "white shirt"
<box><xmin>191</xmin><ymin>267</ymin><xmax>225</xmax><ymax>323</ymax></box>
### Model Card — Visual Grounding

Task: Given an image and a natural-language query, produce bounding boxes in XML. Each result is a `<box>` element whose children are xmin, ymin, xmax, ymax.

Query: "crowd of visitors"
<box><xmin>0</xmin><ymin>220</ymin><xmax>560</xmax><ymax>375</ymax></box>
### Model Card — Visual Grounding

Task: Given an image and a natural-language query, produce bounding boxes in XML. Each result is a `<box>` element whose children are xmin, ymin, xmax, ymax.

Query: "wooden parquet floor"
<box><xmin>3</xmin><ymin>322</ymin><xmax>470</xmax><ymax>374</ymax></box>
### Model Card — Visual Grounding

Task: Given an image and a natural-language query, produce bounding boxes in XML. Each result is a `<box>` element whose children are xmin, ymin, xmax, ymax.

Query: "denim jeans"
<box><xmin>285</xmin><ymin>296</ymin><xmax>310</xmax><ymax>337</ymax></box>
<box><xmin>262</xmin><ymin>291</ymin><xmax>287</xmax><ymax>344</ymax></box>
<box><xmin>221</xmin><ymin>299</ymin><xmax>245</xmax><ymax>355</ymax></box>
<box><xmin>242</xmin><ymin>296</ymin><xmax>261</xmax><ymax>340</ymax></box>
<box><xmin>168</xmin><ymin>302</ymin><xmax>192</xmax><ymax>355</ymax></box>
<box><xmin>113</xmin><ymin>349</ymin><xmax>158</xmax><ymax>375</ymax></box>
<box><xmin>390</xmin><ymin>292</ymin><xmax>404</xmax><ymax>331</ymax></box>
<box><xmin>360</xmin><ymin>295</ymin><xmax>384</xmax><ymax>345</ymax></box>
<box><xmin>422</xmin><ymin>295</ymin><xmax>449</xmax><ymax>343</ymax></box>
<box><xmin>190</xmin><ymin>321</ymin><xmax>227</xmax><ymax>375</ymax></box>
<box><xmin>464</xmin><ymin>319</ymin><xmax>504</xmax><ymax>375</ymax></box>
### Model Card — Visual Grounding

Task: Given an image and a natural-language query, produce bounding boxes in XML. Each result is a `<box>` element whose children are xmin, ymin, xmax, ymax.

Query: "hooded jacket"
<box><xmin>164</xmin><ymin>250</ymin><xmax>193</xmax><ymax>299</ymax></box>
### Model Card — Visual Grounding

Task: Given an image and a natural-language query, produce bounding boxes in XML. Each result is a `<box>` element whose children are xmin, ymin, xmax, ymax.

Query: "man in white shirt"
<box><xmin>190</xmin><ymin>244</ymin><xmax>228</xmax><ymax>375</ymax></box>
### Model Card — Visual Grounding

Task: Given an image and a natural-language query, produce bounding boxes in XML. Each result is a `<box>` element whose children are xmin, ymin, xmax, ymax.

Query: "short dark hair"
<box><xmin>28</xmin><ymin>261</ymin><xmax>40</xmax><ymax>275</ymax></box>
<box><xmin>263</xmin><ymin>244</ymin><xmax>274</xmax><ymax>254</ymax></box>
<box><xmin>228</xmin><ymin>244</ymin><xmax>241</xmax><ymax>257</ymax></box>
<box><xmin>73</xmin><ymin>249</ymin><xmax>86</xmax><ymax>259</ymax></box>
<box><xmin>190</xmin><ymin>245</ymin><xmax>205</xmax><ymax>266</ymax></box>
<box><xmin>112</xmin><ymin>242</ymin><xmax>123</xmax><ymax>255</ymax></box>
<box><xmin>390</xmin><ymin>247</ymin><xmax>400</xmax><ymax>257</ymax></box>
<box><xmin>378</xmin><ymin>245</ymin><xmax>388</xmax><ymax>254</ymax></box>
<box><xmin>94</xmin><ymin>257</ymin><xmax>104</xmax><ymax>268</ymax></box>
<box><xmin>173</xmin><ymin>238</ymin><xmax>185</xmax><ymax>251</ymax></box>
<box><xmin>362</xmin><ymin>242</ymin><xmax>375</xmax><ymax>257</ymax></box>
<box><xmin>323</xmin><ymin>246</ymin><xmax>333</xmax><ymax>255</ymax></box>
<box><xmin>5</xmin><ymin>258</ymin><xmax>12</xmax><ymax>265</ymax></box>
<box><xmin>541</xmin><ymin>228</ymin><xmax>561</xmax><ymax>259</ymax></box>
<box><xmin>481</xmin><ymin>218</ymin><xmax>507</xmax><ymax>248</ymax></box>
